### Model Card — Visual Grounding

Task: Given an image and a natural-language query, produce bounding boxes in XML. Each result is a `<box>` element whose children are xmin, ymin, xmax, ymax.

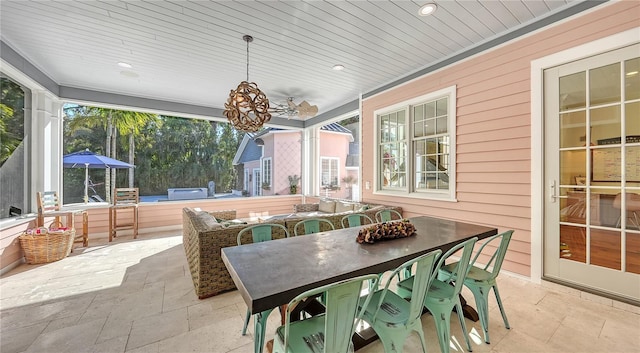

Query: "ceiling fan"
<box><xmin>270</xmin><ymin>97</ymin><xmax>319</xmax><ymax>119</ymax></box>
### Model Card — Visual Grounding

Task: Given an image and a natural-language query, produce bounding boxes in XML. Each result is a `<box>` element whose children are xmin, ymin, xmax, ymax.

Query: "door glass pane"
<box><xmin>590</xmin><ymin>105</ymin><xmax>621</xmax><ymax>145</ymax></box>
<box><xmin>625</xmin><ymin>57</ymin><xmax>640</xmax><ymax>101</ymax></box>
<box><xmin>621</xmin><ymin>190</ymin><xmax>640</xmax><ymax>230</ymax></box>
<box><xmin>562</xmin><ymin>189</ymin><xmax>586</xmax><ymax>225</ymax></box>
<box><xmin>560</xmin><ymin>225</ymin><xmax>586</xmax><ymax>263</ymax></box>
<box><xmin>626</xmin><ymin>102</ymin><xmax>640</xmax><ymax>138</ymax></box>
<box><xmin>560</xmin><ymin>150</ymin><xmax>586</xmax><ymax>185</ymax></box>
<box><xmin>560</xmin><ymin>71</ymin><xmax>586</xmax><ymax>111</ymax></box>
<box><xmin>560</xmin><ymin>111</ymin><xmax>586</xmax><ymax>148</ymax></box>
<box><xmin>627</xmin><ymin>146</ymin><xmax>640</xmax><ymax>184</ymax></box>
<box><xmin>626</xmin><ymin>232</ymin><xmax>640</xmax><ymax>274</ymax></box>
<box><xmin>590</xmin><ymin>228</ymin><xmax>621</xmax><ymax>270</ymax></box>
<box><xmin>592</xmin><ymin>147</ymin><xmax>621</xmax><ymax>184</ymax></box>
<box><xmin>591</xmin><ymin>188</ymin><xmax>620</xmax><ymax>228</ymax></box>
<box><xmin>590</xmin><ymin>63</ymin><xmax>621</xmax><ymax>106</ymax></box>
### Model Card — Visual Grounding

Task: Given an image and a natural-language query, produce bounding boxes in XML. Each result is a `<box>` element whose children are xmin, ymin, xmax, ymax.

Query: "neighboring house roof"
<box><xmin>321</xmin><ymin>123</ymin><xmax>351</xmax><ymax>134</ymax></box>
<box><xmin>232</xmin><ymin>134</ymin><xmax>263</xmax><ymax>165</ymax></box>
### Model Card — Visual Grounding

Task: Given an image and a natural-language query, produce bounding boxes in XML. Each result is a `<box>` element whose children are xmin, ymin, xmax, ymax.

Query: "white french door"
<box><xmin>543</xmin><ymin>44</ymin><xmax>640</xmax><ymax>303</ymax></box>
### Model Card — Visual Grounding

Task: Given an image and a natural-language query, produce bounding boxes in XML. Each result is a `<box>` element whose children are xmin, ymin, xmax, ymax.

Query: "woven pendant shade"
<box><xmin>224</xmin><ymin>81</ymin><xmax>271</xmax><ymax>132</ymax></box>
<box><xmin>223</xmin><ymin>35</ymin><xmax>271</xmax><ymax>132</ymax></box>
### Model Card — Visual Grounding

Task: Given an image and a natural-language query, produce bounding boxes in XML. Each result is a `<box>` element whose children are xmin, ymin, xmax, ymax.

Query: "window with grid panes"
<box><xmin>375</xmin><ymin>86</ymin><xmax>456</xmax><ymax>200</ymax></box>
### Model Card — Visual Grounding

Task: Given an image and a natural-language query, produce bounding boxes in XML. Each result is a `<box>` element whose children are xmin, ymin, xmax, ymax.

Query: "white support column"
<box><xmin>30</xmin><ymin>90</ymin><xmax>63</xmax><ymax>210</ymax></box>
<box><xmin>302</xmin><ymin>127</ymin><xmax>320</xmax><ymax>196</ymax></box>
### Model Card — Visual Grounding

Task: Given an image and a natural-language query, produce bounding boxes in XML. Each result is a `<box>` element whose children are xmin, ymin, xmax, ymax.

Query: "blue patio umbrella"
<box><xmin>63</xmin><ymin>149</ymin><xmax>134</xmax><ymax>203</ymax></box>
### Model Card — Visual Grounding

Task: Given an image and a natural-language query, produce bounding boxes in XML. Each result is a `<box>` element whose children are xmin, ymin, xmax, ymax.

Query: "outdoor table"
<box><xmin>221</xmin><ymin>215</ymin><xmax>498</xmax><ymax>353</ymax></box>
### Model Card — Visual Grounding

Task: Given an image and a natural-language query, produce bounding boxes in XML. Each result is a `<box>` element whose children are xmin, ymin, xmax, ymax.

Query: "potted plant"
<box><xmin>261</xmin><ymin>182</ymin><xmax>271</xmax><ymax>191</ymax></box>
<box><xmin>288</xmin><ymin>174</ymin><xmax>301</xmax><ymax>194</ymax></box>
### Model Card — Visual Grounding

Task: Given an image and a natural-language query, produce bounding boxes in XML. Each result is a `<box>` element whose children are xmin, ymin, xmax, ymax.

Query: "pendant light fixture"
<box><xmin>223</xmin><ymin>35</ymin><xmax>271</xmax><ymax>132</ymax></box>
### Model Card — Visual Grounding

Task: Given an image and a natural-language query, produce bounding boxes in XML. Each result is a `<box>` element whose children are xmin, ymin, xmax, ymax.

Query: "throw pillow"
<box><xmin>195</xmin><ymin>211</ymin><xmax>222</xmax><ymax>229</ymax></box>
<box><xmin>335</xmin><ymin>201</ymin><xmax>355</xmax><ymax>213</ymax></box>
<box><xmin>318</xmin><ymin>199</ymin><xmax>336</xmax><ymax>213</ymax></box>
<box><xmin>356</xmin><ymin>204</ymin><xmax>370</xmax><ymax>212</ymax></box>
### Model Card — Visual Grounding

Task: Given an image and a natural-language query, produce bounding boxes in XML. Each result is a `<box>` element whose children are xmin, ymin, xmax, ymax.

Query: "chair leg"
<box><xmin>242</xmin><ymin>309</ymin><xmax>251</xmax><ymax>336</ymax></box>
<box><xmin>133</xmin><ymin>207</ymin><xmax>139</xmax><ymax>239</ymax></box>
<box><xmin>470</xmin><ymin>284</ymin><xmax>491</xmax><ymax>344</ymax></box>
<box><xmin>455</xmin><ymin>300</ymin><xmax>473</xmax><ymax>352</ymax></box>
<box><xmin>428</xmin><ymin>306</ymin><xmax>454</xmax><ymax>353</ymax></box>
<box><xmin>109</xmin><ymin>207</ymin><xmax>114</xmax><ymax>242</ymax></box>
<box><xmin>493</xmin><ymin>285</ymin><xmax>510</xmax><ymax>330</ymax></box>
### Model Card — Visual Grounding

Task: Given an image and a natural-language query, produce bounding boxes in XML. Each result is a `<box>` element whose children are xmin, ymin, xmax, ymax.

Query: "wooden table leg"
<box><xmin>82</xmin><ymin>211</ymin><xmax>89</xmax><ymax>247</ymax></box>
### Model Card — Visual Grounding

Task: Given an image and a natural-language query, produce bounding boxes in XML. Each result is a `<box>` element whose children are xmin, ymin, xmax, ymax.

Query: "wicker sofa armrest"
<box><xmin>293</xmin><ymin>203</ymin><xmax>319</xmax><ymax>213</ymax></box>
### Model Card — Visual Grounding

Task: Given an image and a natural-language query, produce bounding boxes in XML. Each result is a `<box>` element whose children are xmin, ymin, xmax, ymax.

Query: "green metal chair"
<box><xmin>359</xmin><ymin>249</ymin><xmax>442</xmax><ymax>353</ymax></box>
<box><xmin>396</xmin><ymin>237</ymin><xmax>478</xmax><ymax>353</ymax></box>
<box><xmin>237</xmin><ymin>223</ymin><xmax>290</xmax><ymax>336</ymax></box>
<box><xmin>375</xmin><ymin>209</ymin><xmax>403</xmax><ymax>223</ymax></box>
<box><xmin>341</xmin><ymin>213</ymin><xmax>374</xmax><ymax>228</ymax></box>
<box><xmin>439</xmin><ymin>230</ymin><xmax>514</xmax><ymax>344</ymax></box>
<box><xmin>294</xmin><ymin>218</ymin><xmax>335</xmax><ymax>236</ymax></box>
<box><xmin>272</xmin><ymin>274</ymin><xmax>379</xmax><ymax>353</ymax></box>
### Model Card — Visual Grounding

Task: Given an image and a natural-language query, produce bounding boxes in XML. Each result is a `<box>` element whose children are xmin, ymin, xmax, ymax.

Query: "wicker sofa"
<box><xmin>182</xmin><ymin>207</ymin><xmax>288</xmax><ymax>299</ymax></box>
<box><xmin>182</xmin><ymin>201</ymin><xmax>402</xmax><ymax>299</ymax></box>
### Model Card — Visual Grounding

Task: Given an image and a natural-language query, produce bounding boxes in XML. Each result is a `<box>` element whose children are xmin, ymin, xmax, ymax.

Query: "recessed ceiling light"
<box><xmin>117</xmin><ymin>62</ymin><xmax>132</xmax><ymax>68</ymax></box>
<box><xmin>419</xmin><ymin>3</ymin><xmax>437</xmax><ymax>16</ymax></box>
<box><xmin>333</xmin><ymin>64</ymin><xmax>345</xmax><ymax>71</ymax></box>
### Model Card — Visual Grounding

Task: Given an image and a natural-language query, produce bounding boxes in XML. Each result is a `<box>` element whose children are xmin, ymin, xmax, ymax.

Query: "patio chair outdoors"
<box><xmin>375</xmin><ymin>209</ymin><xmax>403</xmax><ymax>223</ymax></box>
<box><xmin>109</xmin><ymin>188</ymin><xmax>139</xmax><ymax>242</ymax></box>
<box><xmin>272</xmin><ymin>274</ymin><xmax>379</xmax><ymax>353</ymax></box>
<box><xmin>341</xmin><ymin>213</ymin><xmax>374</xmax><ymax>228</ymax></box>
<box><xmin>294</xmin><ymin>218</ymin><xmax>335</xmax><ymax>236</ymax></box>
<box><xmin>37</xmin><ymin>191</ymin><xmax>88</xmax><ymax>248</ymax></box>
<box><xmin>396</xmin><ymin>237</ymin><xmax>478</xmax><ymax>353</ymax></box>
<box><xmin>439</xmin><ymin>230</ymin><xmax>514</xmax><ymax>344</ymax></box>
<box><xmin>359</xmin><ymin>249</ymin><xmax>442</xmax><ymax>353</ymax></box>
<box><xmin>238</xmin><ymin>223</ymin><xmax>290</xmax><ymax>336</ymax></box>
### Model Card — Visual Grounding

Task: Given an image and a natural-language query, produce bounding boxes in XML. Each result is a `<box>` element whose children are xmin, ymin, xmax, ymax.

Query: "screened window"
<box><xmin>0</xmin><ymin>76</ymin><xmax>27</xmax><ymax>219</ymax></box>
<box><xmin>376</xmin><ymin>86</ymin><xmax>456</xmax><ymax>200</ymax></box>
<box><xmin>321</xmin><ymin>157</ymin><xmax>339</xmax><ymax>188</ymax></box>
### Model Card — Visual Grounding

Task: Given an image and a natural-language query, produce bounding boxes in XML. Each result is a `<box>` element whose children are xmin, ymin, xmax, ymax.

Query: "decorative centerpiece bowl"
<box><xmin>356</xmin><ymin>219</ymin><xmax>416</xmax><ymax>244</ymax></box>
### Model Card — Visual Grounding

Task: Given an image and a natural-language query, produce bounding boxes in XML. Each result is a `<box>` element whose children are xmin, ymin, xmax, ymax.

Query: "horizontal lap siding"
<box><xmin>361</xmin><ymin>1</ymin><xmax>639</xmax><ymax>278</ymax></box>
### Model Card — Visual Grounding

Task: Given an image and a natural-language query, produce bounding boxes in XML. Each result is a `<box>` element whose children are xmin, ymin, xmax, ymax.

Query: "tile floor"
<box><xmin>1</xmin><ymin>231</ymin><xmax>639</xmax><ymax>353</ymax></box>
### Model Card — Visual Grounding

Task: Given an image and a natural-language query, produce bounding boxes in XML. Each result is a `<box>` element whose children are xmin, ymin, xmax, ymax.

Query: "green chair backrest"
<box><xmin>237</xmin><ymin>223</ymin><xmax>290</xmax><ymax>245</ymax></box>
<box><xmin>374</xmin><ymin>209</ymin><xmax>403</xmax><ymax>223</ymax></box>
<box><xmin>281</xmin><ymin>274</ymin><xmax>379</xmax><ymax>353</ymax></box>
<box><xmin>294</xmin><ymin>218</ymin><xmax>335</xmax><ymax>236</ymax></box>
<box><xmin>434</xmin><ymin>237</ymin><xmax>478</xmax><ymax>296</ymax></box>
<box><xmin>373</xmin><ymin>249</ymin><xmax>442</xmax><ymax>324</ymax></box>
<box><xmin>341</xmin><ymin>213</ymin><xmax>373</xmax><ymax>228</ymax></box>
<box><xmin>471</xmin><ymin>230</ymin><xmax>514</xmax><ymax>280</ymax></box>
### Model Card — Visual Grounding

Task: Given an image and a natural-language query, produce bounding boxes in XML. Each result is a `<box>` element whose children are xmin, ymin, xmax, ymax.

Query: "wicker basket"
<box><xmin>19</xmin><ymin>224</ymin><xmax>75</xmax><ymax>264</ymax></box>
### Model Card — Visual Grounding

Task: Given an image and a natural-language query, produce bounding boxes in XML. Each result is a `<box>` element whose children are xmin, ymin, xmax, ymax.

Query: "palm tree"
<box><xmin>66</xmin><ymin>105</ymin><xmax>157</xmax><ymax>201</ymax></box>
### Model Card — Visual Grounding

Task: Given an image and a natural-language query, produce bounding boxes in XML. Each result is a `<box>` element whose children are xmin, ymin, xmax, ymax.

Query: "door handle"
<box><xmin>550</xmin><ymin>180</ymin><xmax>558</xmax><ymax>203</ymax></box>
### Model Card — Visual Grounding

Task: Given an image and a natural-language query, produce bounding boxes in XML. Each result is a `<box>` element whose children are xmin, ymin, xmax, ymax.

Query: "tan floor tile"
<box><xmin>126</xmin><ymin>308</ymin><xmax>189</xmax><ymax>351</ymax></box>
<box><xmin>24</xmin><ymin>317</ymin><xmax>105</xmax><ymax>353</ymax></box>
<box><xmin>156</xmin><ymin>315</ymin><xmax>253</xmax><ymax>353</ymax></box>
<box><xmin>0</xmin><ymin>322</ymin><xmax>47</xmax><ymax>353</ymax></box>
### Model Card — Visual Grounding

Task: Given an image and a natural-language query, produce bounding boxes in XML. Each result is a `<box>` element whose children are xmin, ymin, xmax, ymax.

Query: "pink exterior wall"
<box><xmin>273</xmin><ymin>132</ymin><xmax>302</xmax><ymax>196</ymax></box>
<box><xmin>319</xmin><ymin>131</ymin><xmax>352</xmax><ymax>199</ymax></box>
<box><xmin>361</xmin><ymin>2</ymin><xmax>639</xmax><ymax>277</ymax></box>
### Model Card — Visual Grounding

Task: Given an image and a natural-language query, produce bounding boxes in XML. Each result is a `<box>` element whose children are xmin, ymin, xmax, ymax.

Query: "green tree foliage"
<box><xmin>0</xmin><ymin>78</ymin><xmax>24</xmax><ymax>166</ymax></box>
<box><xmin>63</xmin><ymin>105</ymin><xmax>242</xmax><ymax>202</ymax></box>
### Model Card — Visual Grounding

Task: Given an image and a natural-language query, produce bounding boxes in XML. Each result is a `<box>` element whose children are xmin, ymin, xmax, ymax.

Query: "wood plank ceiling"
<box><xmin>1</xmin><ymin>0</ymin><xmax>581</xmax><ymax>121</ymax></box>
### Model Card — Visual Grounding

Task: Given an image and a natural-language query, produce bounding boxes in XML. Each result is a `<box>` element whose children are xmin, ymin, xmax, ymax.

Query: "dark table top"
<box><xmin>221</xmin><ymin>215</ymin><xmax>497</xmax><ymax>314</ymax></box>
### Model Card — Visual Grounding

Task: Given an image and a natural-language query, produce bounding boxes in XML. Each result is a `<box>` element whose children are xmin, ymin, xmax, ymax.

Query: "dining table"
<box><xmin>221</xmin><ymin>215</ymin><xmax>498</xmax><ymax>353</ymax></box>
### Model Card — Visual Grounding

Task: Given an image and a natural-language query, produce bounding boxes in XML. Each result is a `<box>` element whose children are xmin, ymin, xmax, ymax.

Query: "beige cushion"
<box><xmin>318</xmin><ymin>199</ymin><xmax>336</xmax><ymax>213</ymax></box>
<box><xmin>195</xmin><ymin>211</ymin><xmax>222</xmax><ymax>230</ymax></box>
<box><xmin>356</xmin><ymin>204</ymin><xmax>370</xmax><ymax>212</ymax></box>
<box><xmin>335</xmin><ymin>201</ymin><xmax>354</xmax><ymax>213</ymax></box>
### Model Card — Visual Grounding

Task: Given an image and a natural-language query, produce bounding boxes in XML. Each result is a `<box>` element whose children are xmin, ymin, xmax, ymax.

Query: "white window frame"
<box><xmin>320</xmin><ymin>157</ymin><xmax>340</xmax><ymax>189</ymax></box>
<box><xmin>262</xmin><ymin>157</ymin><xmax>272</xmax><ymax>188</ymax></box>
<box><xmin>373</xmin><ymin>85</ymin><xmax>457</xmax><ymax>201</ymax></box>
